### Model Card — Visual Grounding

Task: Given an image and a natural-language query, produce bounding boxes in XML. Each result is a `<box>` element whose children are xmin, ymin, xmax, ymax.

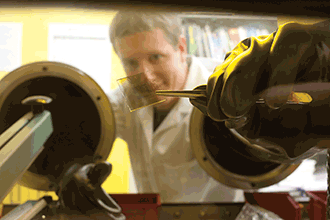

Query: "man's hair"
<box><xmin>110</xmin><ymin>11</ymin><xmax>183</xmax><ymax>54</ymax></box>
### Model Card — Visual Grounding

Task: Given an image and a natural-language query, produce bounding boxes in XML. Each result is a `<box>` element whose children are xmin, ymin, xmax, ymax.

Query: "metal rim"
<box><xmin>0</xmin><ymin>61</ymin><xmax>115</xmax><ymax>191</ymax></box>
<box><xmin>190</xmin><ymin>108</ymin><xmax>300</xmax><ymax>190</ymax></box>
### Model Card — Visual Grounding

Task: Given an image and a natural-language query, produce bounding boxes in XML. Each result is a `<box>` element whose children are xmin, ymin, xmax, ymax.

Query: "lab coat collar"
<box><xmin>177</xmin><ymin>55</ymin><xmax>210</xmax><ymax>114</ymax></box>
<box><xmin>136</xmin><ymin>105</ymin><xmax>153</xmax><ymax>148</ymax></box>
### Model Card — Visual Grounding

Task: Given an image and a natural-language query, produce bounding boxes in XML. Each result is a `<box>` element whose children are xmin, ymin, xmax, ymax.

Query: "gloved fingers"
<box><xmin>266</xmin><ymin>23</ymin><xmax>314</xmax><ymax>108</ymax></box>
<box><xmin>260</xmin><ymin>84</ymin><xmax>295</xmax><ymax>110</ymax></box>
<box><xmin>216</xmin><ymin>35</ymin><xmax>273</xmax><ymax>120</ymax></box>
<box><xmin>234</xmin><ymin>81</ymin><xmax>330</xmax><ymax>160</ymax></box>
<box><xmin>189</xmin><ymin>85</ymin><xmax>208</xmax><ymax>116</ymax></box>
<box><xmin>87</xmin><ymin>161</ymin><xmax>112</xmax><ymax>186</ymax></box>
<box><xmin>206</xmin><ymin>71</ymin><xmax>229</xmax><ymax>121</ymax></box>
<box><xmin>206</xmin><ymin>21</ymin><xmax>329</xmax><ymax>122</ymax></box>
<box><xmin>60</xmin><ymin>181</ymin><xmax>87</xmax><ymax>211</ymax></box>
<box><xmin>189</xmin><ymin>97</ymin><xmax>208</xmax><ymax>116</ymax></box>
<box><xmin>57</xmin><ymin>164</ymin><xmax>99</xmax><ymax>213</ymax></box>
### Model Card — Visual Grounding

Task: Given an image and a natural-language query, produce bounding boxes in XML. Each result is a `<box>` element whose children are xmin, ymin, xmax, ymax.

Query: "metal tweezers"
<box><xmin>155</xmin><ymin>90</ymin><xmax>313</xmax><ymax>104</ymax></box>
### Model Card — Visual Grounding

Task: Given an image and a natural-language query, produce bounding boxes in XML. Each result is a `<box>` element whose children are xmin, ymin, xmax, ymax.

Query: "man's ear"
<box><xmin>178</xmin><ymin>34</ymin><xmax>188</xmax><ymax>62</ymax></box>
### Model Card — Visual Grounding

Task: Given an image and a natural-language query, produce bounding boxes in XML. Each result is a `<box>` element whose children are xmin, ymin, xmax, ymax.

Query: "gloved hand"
<box><xmin>55</xmin><ymin>162</ymin><xmax>126</xmax><ymax>220</ymax></box>
<box><xmin>190</xmin><ymin>20</ymin><xmax>330</xmax><ymax>162</ymax></box>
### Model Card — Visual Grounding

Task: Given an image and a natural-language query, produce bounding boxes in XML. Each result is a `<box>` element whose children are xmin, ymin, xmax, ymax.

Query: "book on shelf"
<box><xmin>199</xmin><ymin>28</ymin><xmax>206</xmax><ymax>57</ymax></box>
<box><xmin>188</xmin><ymin>25</ymin><xmax>198</xmax><ymax>56</ymax></box>
<box><xmin>238</xmin><ymin>26</ymin><xmax>248</xmax><ymax>41</ymax></box>
<box><xmin>183</xmin><ymin>24</ymin><xmax>190</xmax><ymax>55</ymax></box>
<box><xmin>202</xmin><ymin>28</ymin><xmax>212</xmax><ymax>58</ymax></box>
<box><xmin>228</xmin><ymin>28</ymin><xmax>241</xmax><ymax>51</ymax></box>
<box><xmin>183</xmin><ymin>21</ymin><xmax>274</xmax><ymax>59</ymax></box>
<box><xmin>212</xmin><ymin>31</ymin><xmax>221</xmax><ymax>60</ymax></box>
<box><xmin>192</xmin><ymin>24</ymin><xmax>200</xmax><ymax>57</ymax></box>
<box><xmin>194</xmin><ymin>25</ymin><xmax>205</xmax><ymax>57</ymax></box>
<box><xmin>256</xmin><ymin>29</ymin><xmax>262</xmax><ymax>36</ymax></box>
<box><xmin>246</xmin><ymin>27</ymin><xmax>258</xmax><ymax>38</ymax></box>
<box><xmin>214</xmin><ymin>31</ymin><xmax>227</xmax><ymax>61</ymax></box>
<box><xmin>204</xmin><ymin>24</ymin><xmax>217</xmax><ymax>59</ymax></box>
<box><xmin>217</xmin><ymin>28</ymin><xmax>230</xmax><ymax>52</ymax></box>
<box><xmin>261</xmin><ymin>29</ymin><xmax>270</xmax><ymax>35</ymax></box>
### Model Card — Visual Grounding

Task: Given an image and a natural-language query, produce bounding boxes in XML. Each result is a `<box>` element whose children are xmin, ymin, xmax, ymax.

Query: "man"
<box><xmin>108</xmin><ymin>11</ymin><xmax>244</xmax><ymax>203</ymax></box>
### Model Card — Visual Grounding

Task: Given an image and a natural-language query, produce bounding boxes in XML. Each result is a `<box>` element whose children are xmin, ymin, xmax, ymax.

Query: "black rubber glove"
<box><xmin>190</xmin><ymin>20</ymin><xmax>330</xmax><ymax>162</ymax></box>
<box><xmin>55</xmin><ymin>162</ymin><xmax>126</xmax><ymax>219</ymax></box>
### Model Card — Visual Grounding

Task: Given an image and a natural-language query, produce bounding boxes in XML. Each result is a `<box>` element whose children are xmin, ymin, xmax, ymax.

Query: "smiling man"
<box><xmin>107</xmin><ymin>11</ymin><xmax>244</xmax><ymax>203</ymax></box>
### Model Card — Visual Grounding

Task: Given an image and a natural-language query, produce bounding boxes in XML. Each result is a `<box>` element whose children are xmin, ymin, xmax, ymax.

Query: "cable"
<box><xmin>56</xmin><ymin>163</ymin><xmax>126</xmax><ymax>220</ymax></box>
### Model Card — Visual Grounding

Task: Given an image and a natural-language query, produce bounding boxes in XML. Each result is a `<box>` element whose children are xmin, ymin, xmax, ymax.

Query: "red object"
<box><xmin>306</xmin><ymin>191</ymin><xmax>327</xmax><ymax>220</ymax></box>
<box><xmin>244</xmin><ymin>192</ymin><xmax>301</xmax><ymax>220</ymax></box>
<box><xmin>110</xmin><ymin>194</ymin><xmax>161</xmax><ymax>220</ymax></box>
<box><xmin>244</xmin><ymin>191</ymin><xmax>327</xmax><ymax>220</ymax></box>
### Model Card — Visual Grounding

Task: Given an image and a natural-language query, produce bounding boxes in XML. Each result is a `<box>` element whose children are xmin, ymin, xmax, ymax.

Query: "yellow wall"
<box><xmin>0</xmin><ymin>7</ymin><xmax>130</xmax><ymax>204</ymax></box>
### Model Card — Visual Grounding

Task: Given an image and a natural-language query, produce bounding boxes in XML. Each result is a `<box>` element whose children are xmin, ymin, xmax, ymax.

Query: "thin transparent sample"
<box><xmin>117</xmin><ymin>73</ymin><xmax>166</xmax><ymax>112</ymax></box>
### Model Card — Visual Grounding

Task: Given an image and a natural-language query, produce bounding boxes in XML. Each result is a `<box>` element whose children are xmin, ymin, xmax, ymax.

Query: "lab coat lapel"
<box><xmin>136</xmin><ymin>106</ymin><xmax>153</xmax><ymax>151</ymax></box>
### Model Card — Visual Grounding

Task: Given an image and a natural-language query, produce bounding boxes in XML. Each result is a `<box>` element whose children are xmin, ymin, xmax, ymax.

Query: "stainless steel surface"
<box><xmin>0</xmin><ymin>112</ymin><xmax>33</xmax><ymax>150</ymax></box>
<box><xmin>21</xmin><ymin>199</ymin><xmax>48</xmax><ymax>220</ymax></box>
<box><xmin>189</xmin><ymin>108</ymin><xmax>301</xmax><ymax>190</ymax></box>
<box><xmin>2</xmin><ymin>201</ymin><xmax>37</xmax><ymax>220</ymax></box>
<box><xmin>0</xmin><ymin>111</ymin><xmax>53</xmax><ymax>203</ymax></box>
<box><xmin>3</xmin><ymin>197</ymin><xmax>50</xmax><ymax>220</ymax></box>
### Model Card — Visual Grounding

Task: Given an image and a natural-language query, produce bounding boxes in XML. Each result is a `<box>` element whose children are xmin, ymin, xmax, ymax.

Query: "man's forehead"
<box><xmin>115</xmin><ymin>29</ymin><xmax>174</xmax><ymax>59</ymax></box>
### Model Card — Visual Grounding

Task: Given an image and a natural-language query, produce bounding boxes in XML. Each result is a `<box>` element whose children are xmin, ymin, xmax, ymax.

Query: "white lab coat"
<box><xmin>108</xmin><ymin>56</ymin><xmax>245</xmax><ymax>203</ymax></box>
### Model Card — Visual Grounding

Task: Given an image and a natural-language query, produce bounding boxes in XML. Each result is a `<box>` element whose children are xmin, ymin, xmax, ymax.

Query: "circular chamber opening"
<box><xmin>0</xmin><ymin>76</ymin><xmax>101</xmax><ymax>182</ymax></box>
<box><xmin>202</xmin><ymin>116</ymin><xmax>281</xmax><ymax>176</ymax></box>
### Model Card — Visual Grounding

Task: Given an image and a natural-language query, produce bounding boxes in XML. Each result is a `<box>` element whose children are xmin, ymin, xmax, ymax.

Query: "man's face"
<box><xmin>115</xmin><ymin>28</ymin><xmax>188</xmax><ymax>110</ymax></box>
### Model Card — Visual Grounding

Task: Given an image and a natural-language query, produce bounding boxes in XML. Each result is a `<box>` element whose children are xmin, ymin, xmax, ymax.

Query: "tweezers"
<box><xmin>155</xmin><ymin>90</ymin><xmax>313</xmax><ymax>104</ymax></box>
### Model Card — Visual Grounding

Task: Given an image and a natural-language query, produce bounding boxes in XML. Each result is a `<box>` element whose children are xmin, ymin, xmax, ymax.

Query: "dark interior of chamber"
<box><xmin>0</xmin><ymin>76</ymin><xmax>101</xmax><ymax>182</ymax></box>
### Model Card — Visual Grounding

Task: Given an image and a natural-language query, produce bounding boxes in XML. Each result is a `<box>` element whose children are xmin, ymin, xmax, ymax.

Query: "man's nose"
<box><xmin>138</xmin><ymin>61</ymin><xmax>156</xmax><ymax>81</ymax></box>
